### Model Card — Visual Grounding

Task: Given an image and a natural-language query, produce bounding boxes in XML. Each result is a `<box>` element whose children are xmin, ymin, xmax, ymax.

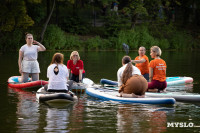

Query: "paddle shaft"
<box><xmin>122</xmin><ymin>43</ymin><xmax>129</xmax><ymax>55</ymax></box>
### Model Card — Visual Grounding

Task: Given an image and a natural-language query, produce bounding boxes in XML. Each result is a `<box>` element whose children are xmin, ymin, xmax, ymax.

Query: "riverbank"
<box><xmin>0</xmin><ymin>23</ymin><xmax>199</xmax><ymax>52</ymax></box>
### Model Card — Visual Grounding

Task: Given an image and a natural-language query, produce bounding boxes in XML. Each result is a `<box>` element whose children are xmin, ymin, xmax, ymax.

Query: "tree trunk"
<box><xmin>40</xmin><ymin>0</ymin><xmax>56</xmax><ymax>43</ymax></box>
<box><xmin>56</xmin><ymin>0</ymin><xmax>59</xmax><ymax>25</ymax></box>
<box><xmin>47</xmin><ymin>0</ymin><xmax>50</xmax><ymax>17</ymax></box>
<box><xmin>131</xmin><ymin>14</ymin><xmax>138</xmax><ymax>29</ymax></box>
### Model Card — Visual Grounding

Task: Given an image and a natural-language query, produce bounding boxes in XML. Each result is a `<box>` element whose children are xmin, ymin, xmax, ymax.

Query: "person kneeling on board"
<box><xmin>117</xmin><ymin>56</ymin><xmax>148</xmax><ymax>98</ymax></box>
<box><xmin>148</xmin><ymin>46</ymin><xmax>167</xmax><ymax>93</ymax></box>
<box><xmin>44</xmin><ymin>53</ymin><xmax>73</xmax><ymax>95</ymax></box>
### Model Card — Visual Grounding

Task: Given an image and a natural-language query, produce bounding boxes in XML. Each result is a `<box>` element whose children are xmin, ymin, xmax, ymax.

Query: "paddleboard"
<box><xmin>100</xmin><ymin>76</ymin><xmax>193</xmax><ymax>86</ymax></box>
<box><xmin>8</xmin><ymin>76</ymin><xmax>48</xmax><ymax>89</ymax></box>
<box><xmin>145</xmin><ymin>92</ymin><xmax>200</xmax><ymax>102</ymax></box>
<box><xmin>86</xmin><ymin>87</ymin><xmax>175</xmax><ymax>104</ymax></box>
<box><xmin>102</xmin><ymin>86</ymin><xmax>200</xmax><ymax>102</ymax></box>
<box><xmin>36</xmin><ymin>87</ymin><xmax>77</xmax><ymax>103</ymax></box>
<box><xmin>70</xmin><ymin>78</ymin><xmax>94</xmax><ymax>93</ymax></box>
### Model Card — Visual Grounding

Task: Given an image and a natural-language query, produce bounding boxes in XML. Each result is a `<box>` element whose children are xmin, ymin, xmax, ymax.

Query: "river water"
<box><xmin>0</xmin><ymin>51</ymin><xmax>200</xmax><ymax>133</ymax></box>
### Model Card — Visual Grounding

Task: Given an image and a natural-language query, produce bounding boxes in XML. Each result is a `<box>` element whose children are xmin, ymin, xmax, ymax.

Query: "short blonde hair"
<box><xmin>70</xmin><ymin>51</ymin><xmax>80</xmax><ymax>60</ymax></box>
<box><xmin>150</xmin><ymin>46</ymin><xmax>162</xmax><ymax>56</ymax></box>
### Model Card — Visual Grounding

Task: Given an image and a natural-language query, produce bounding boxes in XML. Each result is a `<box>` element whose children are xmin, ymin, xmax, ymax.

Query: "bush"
<box><xmin>116</xmin><ymin>26</ymin><xmax>158</xmax><ymax>50</ymax></box>
<box><xmin>85</xmin><ymin>36</ymin><xmax>101</xmax><ymax>50</ymax></box>
<box><xmin>84</xmin><ymin>36</ymin><xmax>112</xmax><ymax>50</ymax></box>
<box><xmin>43</xmin><ymin>24</ymin><xmax>66</xmax><ymax>50</ymax></box>
<box><xmin>103</xmin><ymin>15</ymin><xmax>130</xmax><ymax>37</ymax></box>
<box><xmin>169</xmin><ymin>30</ymin><xmax>194</xmax><ymax>50</ymax></box>
<box><xmin>158</xmin><ymin>39</ymin><xmax>170</xmax><ymax>49</ymax></box>
<box><xmin>136</xmin><ymin>26</ymin><xmax>156</xmax><ymax>49</ymax></box>
<box><xmin>64</xmin><ymin>34</ymin><xmax>81</xmax><ymax>50</ymax></box>
<box><xmin>116</xmin><ymin>29</ymin><xmax>138</xmax><ymax>50</ymax></box>
<box><xmin>0</xmin><ymin>29</ymin><xmax>23</xmax><ymax>51</ymax></box>
<box><xmin>148</xmin><ymin>23</ymin><xmax>195</xmax><ymax>50</ymax></box>
<box><xmin>61</xmin><ymin>15</ymin><xmax>90</xmax><ymax>35</ymax></box>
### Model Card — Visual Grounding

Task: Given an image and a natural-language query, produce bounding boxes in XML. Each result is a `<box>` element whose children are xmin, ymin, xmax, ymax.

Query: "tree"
<box><xmin>40</xmin><ymin>0</ymin><xmax>56</xmax><ymax>42</ymax></box>
<box><xmin>121</xmin><ymin>0</ymin><xmax>148</xmax><ymax>28</ymax></box>
<box><xmin>0</xmin><ymin>0</ymin><xmax>34</xmax><ymax>32</ymax></box>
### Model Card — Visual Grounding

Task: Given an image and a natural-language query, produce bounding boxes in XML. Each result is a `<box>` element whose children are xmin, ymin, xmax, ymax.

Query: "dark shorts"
<box><xmin>143</xmin><ymin>73</ymin><xmax>149</xmax><ymax>82</ymax></box>
<box><xmin>71</xmin><ymin>73</ymin><xmax>85</xmax><ymax>82</ymax></box>
<box><xmin>148</xmin><ymin>80</ymin><xmax>167</xmax><ymax>91</ymax></box>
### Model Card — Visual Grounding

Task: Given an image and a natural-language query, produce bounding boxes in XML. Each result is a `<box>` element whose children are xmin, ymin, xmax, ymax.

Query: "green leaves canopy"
<box><xmin>0</xmin><ymin>0</ymin><xmax>41</xmax><ymax>32</ymax></box>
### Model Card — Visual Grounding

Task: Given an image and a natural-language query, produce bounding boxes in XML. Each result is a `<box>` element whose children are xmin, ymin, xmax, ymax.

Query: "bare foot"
<box><xmin>147</xmin><ymin>88</ymin><xmax>158</xmax><ymax>92</ymax></box>
<box><xmin>116</xmin><ymin>93</ymin><xmax>122</xmax><ymax>97</ymax></box>
<box><xmin>159</xmin><ymin>89</ymin><xmax>166</xmax><ymax>93</ymax></box>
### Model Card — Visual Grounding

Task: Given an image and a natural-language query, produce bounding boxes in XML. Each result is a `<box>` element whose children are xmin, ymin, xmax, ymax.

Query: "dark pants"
<box><xmin>143</xmin><ymin>73</ymin><xmax>149</xmax><ymax>82</ymax></box>
<box><xmin>71</xmin><ymin>73</ymin><xmax>85</xmax><ymax>82</ymax></box>
<box><xmin>44</xmin><ymin>80</ymin><xmax>74</xmax><ymax>92</ymax></box>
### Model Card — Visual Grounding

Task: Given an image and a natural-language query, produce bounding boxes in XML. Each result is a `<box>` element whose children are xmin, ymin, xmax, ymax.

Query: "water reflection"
<box><xmin>3</xmin><ymin>51</ymin><xmax>200</xmax><ymax>133</ymax></box>
<box><xmin>116</xmin><ymin>104</ymin><xmax>175</xmax><ymax>133</ymax></box>
<box><xmin>8</xmin><ymin>86</ymin><xmax>86</xmax><ymax>132</ymax></box>
<box><xmin>166</xmin><ymin>84</ymin><xmax>194</xmax><ymax>92</ymax></box>
<box><xmin>43</xmin><ymin>106</ymin><xmax>71</xmax><ymax>132</ymax></box>
<box><xmin>68</xmin><ymin>97</ymin><xmax>85</xmax><ymax>131</ymax></box>
<box><xmin>38</xmin><ymin>96</ymin><xmax>85</xmax><ymax>132</ymax></box>
<box><xmin>8</xmin><ymin>87</ymin><xmax>39</xmax><ymax>132</ymax></box>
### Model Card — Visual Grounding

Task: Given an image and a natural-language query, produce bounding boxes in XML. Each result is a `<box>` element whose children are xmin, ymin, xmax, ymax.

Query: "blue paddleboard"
<box><xmin>86</xmin><ymin>87</ymin><xmax>175</xmax><ymax>104</ymax></box>
<box><xmin>100</xmin><ymin>77</ymin><xmax>193</xmax><ymax>86</ymax></box>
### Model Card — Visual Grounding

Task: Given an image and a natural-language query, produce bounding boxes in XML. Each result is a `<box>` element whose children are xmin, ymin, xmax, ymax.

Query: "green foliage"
<box><xmin>116</xmin><ymin>26</ymin><xmax>158</xmax><ymax>50</ymax></box>
<box><xmin>169</xmin><ymin>31</ymin><xmax>193</xmax><ymax>50</ymax></box>
<box><xmin>85</xmin><ymin>36</ymin><xmax>112</xmax><ymax>50</ymax></box>
<box><xmin>26</xmin><ymin>2</ymin><xmax>46</xmax><ymax>24</ymax></box>
<box><xmin>149</xmin><ymin>23</ymin><xmax>194</xmax><ymax>50</ymax></box>
<box><xmin>86</xmin><ymin>36</ymin><xmax>101</xmax><ymax>50</ymax></box>
<box><xmin>61</xmin><ymin>15</ymin><xmax>90</xmax><ymax>35</ymax></box>
<box><xmin>64</xmin><ymin>34</ymin><xmax>81</xmax><ymax>50</ymax></box>
<box><xmin>122</xmin><ymin>0</ymin><xmax>148</xmax><ymax>26</ymax></box>
<box><xmin>0</xmin><ymin>29</ymin><xmax>23</xmax><ymax>51</ymax></box>
<box><xmin>43</xmin><ymin>25</ymin><xmax>66</xmax><ymax>50</ymax></box>
<box><xmin>0</xmin><ymin>0</ymin><xmax>199</xmax><ymax>51</ymax></box>
<box><xmin>135</xmin><ymin>26</ymin><xmax>157</xmax><ymax>49</ymax></box>
<box><xmin>116</xmin><ymin>30</ymin><xmax>137</xmax><ymax>49</ymax></box>
<box><xmin>103</xmin><ymin>15</ymin><xmax>130</xmax><ymax>37</ymax></box>
<box><xmin>158</xmin><ymin>39</ymin><xmax>170</xmax><ymax>49</ymax></box>
<box><xmin>0</xmin><ymin>1</ymin><xmax>34</xmax><ymax>32</ymax></box>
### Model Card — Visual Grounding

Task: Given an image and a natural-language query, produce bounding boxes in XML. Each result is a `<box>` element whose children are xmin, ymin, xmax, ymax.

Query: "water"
<box><xmin>0</xmin><ymin>51</ymin><xmax>200</xmax><ymax>132</ymax></box>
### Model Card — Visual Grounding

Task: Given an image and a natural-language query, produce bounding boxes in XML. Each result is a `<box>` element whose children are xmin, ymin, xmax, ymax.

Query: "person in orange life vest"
<box><xmin>67</xmin><ymin>51</ymin><xmax>85</xmax><ymax>83</ymax></box>
<box><xmin>148</xmin><ymin>46</ymin><xmax>167</xmax><ymax>92</ymax></box>
<box><xmin>132</xmin><ymin>46</ymin><xmax>149</xmax><ymax>81</ymax></box>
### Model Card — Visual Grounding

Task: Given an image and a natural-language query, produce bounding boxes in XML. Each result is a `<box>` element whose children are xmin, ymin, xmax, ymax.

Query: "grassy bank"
<box><xmin>0</xmin><ymin>23</ymin><xmax>199</xmax><ymax>52</ymax></box>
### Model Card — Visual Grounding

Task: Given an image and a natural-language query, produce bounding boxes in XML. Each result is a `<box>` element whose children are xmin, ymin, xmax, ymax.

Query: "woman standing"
<box><xmin>18</xmin><ymin>33</ymin><xmax>46</xmax><ymax>82</ymax></box>
<box><xmin>67</xmin><ymin>51</ymin><xmax>85</xmax><ymax>83</ymax></box>
<box><xmin>148</xmin><ymin>46</ymin><xmax>167</xmax><ymax>92</ymax></box>
<box><xmin>45</xmin><ymin>53</ymin><xmax>73</xmax><ymax>92</ymax></box>
<box><xmin>117</xmin><ymin>56</ymin><xmax>148</xmax><ymax>98</ymax></box>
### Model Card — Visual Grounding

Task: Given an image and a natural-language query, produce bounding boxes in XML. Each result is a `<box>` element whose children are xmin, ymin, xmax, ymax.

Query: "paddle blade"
<box><xmin>122</xmin><ymin>43</ymin><xmax>129</xmax><ymax>55</ymax></box>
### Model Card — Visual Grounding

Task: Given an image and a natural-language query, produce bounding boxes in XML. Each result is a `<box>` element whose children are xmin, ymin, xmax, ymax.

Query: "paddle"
<box><xmin>92</xmin><ymin>84</ymin><xmax>119</xmax><ymax>91</ymax></box>
<box><xmin>122</xmin><ymin>43</ymin><xmax>129</xmax><ymax>55</ymax></box>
